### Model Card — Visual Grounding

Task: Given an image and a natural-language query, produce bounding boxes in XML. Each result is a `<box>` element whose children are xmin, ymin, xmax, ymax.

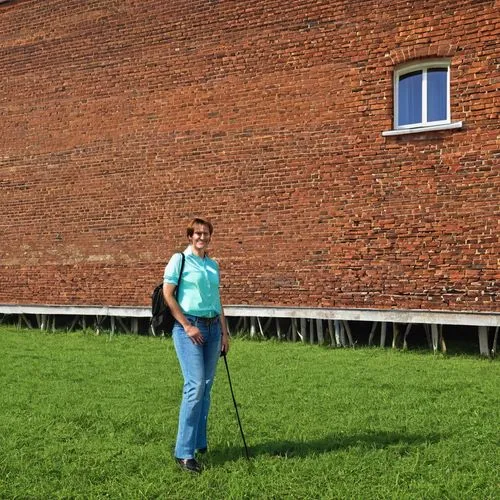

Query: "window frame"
<box><xmin>394</xmin><ymin>59</ymin><xmax>451</xmax><ymax>130</ymax></box>
<box><xmin>382</xmin><ymin>58</ymin><xmax>462</xmax><ymax>136</ymax></box>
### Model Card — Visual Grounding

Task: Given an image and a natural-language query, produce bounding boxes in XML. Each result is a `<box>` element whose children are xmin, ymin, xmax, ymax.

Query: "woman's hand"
<box><xmin>219</xmin><ymin>308</ymin><xmax>230</xmax><ymax>355</ymax></box>
<box><xmin>185</xmin><ymin>324</ymin><xmax>204</xmax><ymax>345</ymax></box>
<box><xmin>221</xmin><ymin>333</ymin><xmax>230</xmax><ymax>355</ymax></box>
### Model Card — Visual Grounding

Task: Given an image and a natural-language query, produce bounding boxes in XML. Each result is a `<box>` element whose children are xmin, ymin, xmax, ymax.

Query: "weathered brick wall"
<box><xmin>0</xmin><ymin>0</ymin><xmax>498</xmax><ymax>311</ymax></box>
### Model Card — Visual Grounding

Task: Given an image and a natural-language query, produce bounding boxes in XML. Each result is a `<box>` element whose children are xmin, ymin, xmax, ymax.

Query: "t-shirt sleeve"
<box><xmin>163</xmin><ymin>253</ymin><xmax>183</xmax><ymax>285</ymax></box>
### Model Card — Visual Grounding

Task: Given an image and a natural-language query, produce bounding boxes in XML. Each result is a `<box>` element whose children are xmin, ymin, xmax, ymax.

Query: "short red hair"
<box><xmin>186</xmin><ymin>217</ymin><xmax>214</xmax><ymax>237</ymax></box>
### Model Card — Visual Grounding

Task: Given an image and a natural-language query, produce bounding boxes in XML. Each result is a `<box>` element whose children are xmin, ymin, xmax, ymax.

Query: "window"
<box><xmin>383</xmin><ymin>59</ymin><xmax>462</xmax><ymax>136</ymax></box>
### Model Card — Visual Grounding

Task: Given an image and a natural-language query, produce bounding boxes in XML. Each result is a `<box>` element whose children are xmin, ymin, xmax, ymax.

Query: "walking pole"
<box><xmin>222</xmin><ymin>353</ymin><xmax>250</xmax><ymax>459</ymax></box>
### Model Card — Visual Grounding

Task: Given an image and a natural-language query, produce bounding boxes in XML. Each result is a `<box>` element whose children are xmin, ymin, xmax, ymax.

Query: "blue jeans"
<box><xmin>173</xmin><ymin>315</ymin><xmax>221</xmax><ymax>459</ymax></box>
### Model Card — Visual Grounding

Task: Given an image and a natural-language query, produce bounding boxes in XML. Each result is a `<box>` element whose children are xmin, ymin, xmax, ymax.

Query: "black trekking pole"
<box><xmin>222</xmin><ymin>353</ymin><xmax>250</xmax><ymax>459</ymax></box>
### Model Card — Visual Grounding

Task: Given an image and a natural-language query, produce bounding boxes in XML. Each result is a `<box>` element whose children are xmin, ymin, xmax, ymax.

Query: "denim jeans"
<box><xmin>173</xmin><ymin>315</ymin><xmax>221</xmax><ymax>459</ymax></box>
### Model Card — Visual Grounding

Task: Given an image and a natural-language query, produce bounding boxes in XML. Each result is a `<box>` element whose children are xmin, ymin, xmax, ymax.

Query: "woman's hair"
<box><xmin>186</xmin><ymin>217</ymin><xmax>214</xmax><ymax>237</ymax></box>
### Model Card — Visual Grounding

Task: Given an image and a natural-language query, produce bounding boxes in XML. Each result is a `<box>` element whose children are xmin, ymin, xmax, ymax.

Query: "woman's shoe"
<box><xmin>175</xmin><ymin>458</ymin><xmax>202</xmax><ymax>473</ymax></box>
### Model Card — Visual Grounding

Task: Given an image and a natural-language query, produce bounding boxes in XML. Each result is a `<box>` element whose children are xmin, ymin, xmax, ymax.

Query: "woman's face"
<box><xmin>189</xmin><ymin>223</ymin><xmax>212</xmax><ymax>253</ymax></box>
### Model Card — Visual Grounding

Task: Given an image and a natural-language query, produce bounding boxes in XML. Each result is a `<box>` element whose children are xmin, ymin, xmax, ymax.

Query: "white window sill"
<box><xmin>382</xmin><ymin>121</ymin><xmax>463</xmax><ymax>137</ymax></box>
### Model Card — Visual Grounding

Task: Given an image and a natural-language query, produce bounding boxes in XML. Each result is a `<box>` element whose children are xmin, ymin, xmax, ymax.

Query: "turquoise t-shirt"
<box><xmin>163</xmin><ymin>246</ymin><xmax>221</xmax><ymax>318</ymax></box>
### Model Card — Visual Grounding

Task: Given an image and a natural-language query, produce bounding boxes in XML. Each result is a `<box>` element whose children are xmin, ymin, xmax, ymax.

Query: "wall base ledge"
<box><xmin>1</xmin><ymin>303</ymin><xmax>498</xmax><ymax>327</ymax></box>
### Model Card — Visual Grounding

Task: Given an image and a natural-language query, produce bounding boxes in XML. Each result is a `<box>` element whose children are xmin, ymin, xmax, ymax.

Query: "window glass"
<box><xmin>427</xmin><ymin>68</ymin><xmax>448</xmax><ymax>122</ymax></box>
<box><xmin>398</xmin><ymin>70</ymin><xmax>422</xmax><ymax>126</ymax></box>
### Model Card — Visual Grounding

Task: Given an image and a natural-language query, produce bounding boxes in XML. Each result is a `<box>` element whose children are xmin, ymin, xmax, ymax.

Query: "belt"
<box><xmin>186</xmin><ymin>314</ymin><xmax>219</xmax><ymax>326</ymax></box>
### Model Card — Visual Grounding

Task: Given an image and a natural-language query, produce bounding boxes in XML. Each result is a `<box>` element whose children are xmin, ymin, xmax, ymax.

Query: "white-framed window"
<box><xmin>383</xmin><ymin>58</ymin><xmax>462</xmax><ymax>136</ymax></box>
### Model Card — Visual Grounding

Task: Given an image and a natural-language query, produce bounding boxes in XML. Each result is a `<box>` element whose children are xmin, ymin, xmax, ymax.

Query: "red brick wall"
<box><xmin>0</xmin><ymin>0</ymin><xmax>498</xmax><ymax>312</ymax></box>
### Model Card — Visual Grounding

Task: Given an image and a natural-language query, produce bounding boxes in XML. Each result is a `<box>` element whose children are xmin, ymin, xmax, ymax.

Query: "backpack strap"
<box><xmin>175</xmin><ymin>252</ymin><xmax>186</xmax><ymax>298</ymax></box>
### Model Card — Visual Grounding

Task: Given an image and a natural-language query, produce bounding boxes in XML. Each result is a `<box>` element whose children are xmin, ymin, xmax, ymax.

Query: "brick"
<box><xmin>0</xmin><ymin>0</ymin><xmax>498</xmax><ymax>313</ymax></box>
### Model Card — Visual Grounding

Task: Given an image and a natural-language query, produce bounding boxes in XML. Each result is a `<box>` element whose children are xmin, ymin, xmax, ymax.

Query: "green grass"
<box><xmin>0</xmin><ymin>326</ymin><xmax>498</xmax><ymax>499</ymax></box>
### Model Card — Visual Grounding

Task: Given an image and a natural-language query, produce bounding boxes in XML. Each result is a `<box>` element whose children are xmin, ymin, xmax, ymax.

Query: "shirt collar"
<box><xmin>184</xmin><ymin>245</ymin><xmax>207</xmax><ymax>260</ymax></box>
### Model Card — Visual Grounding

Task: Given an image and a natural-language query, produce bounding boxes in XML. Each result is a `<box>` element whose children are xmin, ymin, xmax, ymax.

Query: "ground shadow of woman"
<box><xmin>207</xmin><ymin>430</ymin><xmax>443</xmax><ymax>465</ymax></box>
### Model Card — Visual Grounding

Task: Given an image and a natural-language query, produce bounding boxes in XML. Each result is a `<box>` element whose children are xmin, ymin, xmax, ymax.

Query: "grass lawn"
<box><xmin>0</xmin><ymin>326</ymin><xmax>498</xmax><ymax>499</ymax></box>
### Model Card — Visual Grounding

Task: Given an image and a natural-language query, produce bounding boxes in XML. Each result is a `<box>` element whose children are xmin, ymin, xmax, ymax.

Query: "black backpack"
<box><xmin>150</xmin><ymin>253</ymin><xmax>185</xmax><ymax>335</ymax></box>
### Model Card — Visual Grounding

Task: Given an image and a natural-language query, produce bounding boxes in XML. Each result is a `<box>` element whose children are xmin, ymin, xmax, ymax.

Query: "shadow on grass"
<box><xmin>209</xmin><ymin>430</ymin><xmax>443</xmax><ymax>465</ymax></box>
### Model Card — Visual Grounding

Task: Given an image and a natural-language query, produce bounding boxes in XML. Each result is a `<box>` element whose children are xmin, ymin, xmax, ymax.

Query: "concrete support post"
<box><xmin>478</xmin><ymin>326</ymin><xmax>489</xmax><ymax>358</ymax></box>
<box><xmin>250</xmin><ymin>317</ymin><xmax>256</xmax><ymax>338</ymax></box>
<box><xmin>292</xmin><ymin>318</ymin><xmax>298</xmax><ymax>342</ymax></box>
<box><xmin>431</xmin><ymin>324</ymin><xmax>439</xmax><ymax>353</ymax></box>
<box><xmin>300</xmin><ymin>318</ymin><xmax>307</xmax><ymax>343</ymax></box>
<box><xmin>380</xmin><ymin>322</ymin><xmax>387</xmax><ymax>347</ymax></box>
<box><xmin>316</xmin><ymin>319</ymin><xmax>324</xmax><ymax>345</ymax></box>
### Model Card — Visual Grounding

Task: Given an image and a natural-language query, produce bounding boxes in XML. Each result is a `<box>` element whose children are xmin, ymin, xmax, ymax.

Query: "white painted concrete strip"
<box><xmin>1</xmin><ymin>304</ymin><xmax>498</xmax><ymax>327</ymax></box>
<box><xmin>224</xmin><ymin>306</ymin><xmax>499</xmax><ymax>327</ymax></box>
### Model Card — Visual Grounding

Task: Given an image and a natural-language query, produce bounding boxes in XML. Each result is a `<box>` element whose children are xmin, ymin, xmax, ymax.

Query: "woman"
<box><xmin>163</xmin><ymin>217</ymin><xmax>230</xmax><ymax>473</ymax></box>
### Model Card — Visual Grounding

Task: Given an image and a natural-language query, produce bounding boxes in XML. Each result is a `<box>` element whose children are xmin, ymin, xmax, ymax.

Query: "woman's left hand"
<box><xmin>221</xmin><ymin>333</ymin><xmax>230</xmax><ymax>355</ymax></box>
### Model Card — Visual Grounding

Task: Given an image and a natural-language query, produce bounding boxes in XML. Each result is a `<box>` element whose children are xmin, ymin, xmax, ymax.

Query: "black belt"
<box><xmin>187</xmin><ymin>315</ymin><xmax>219</xmax><ymax>326</ymax></box>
